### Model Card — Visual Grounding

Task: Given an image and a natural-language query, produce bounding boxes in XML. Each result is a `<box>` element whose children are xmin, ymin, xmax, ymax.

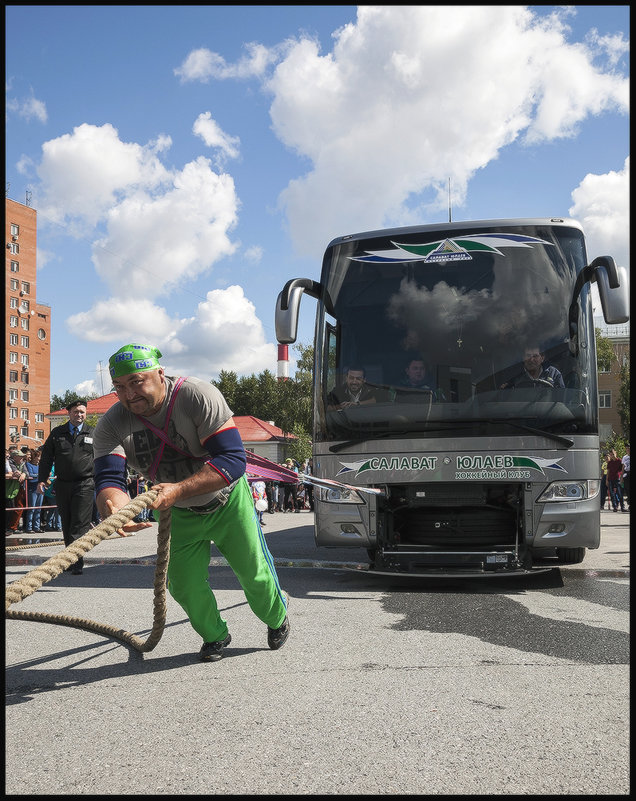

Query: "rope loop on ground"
<box><xmin>5</xmin><ymin>490</ymin><xmax>171</xmax><ymax>653</ymax></box>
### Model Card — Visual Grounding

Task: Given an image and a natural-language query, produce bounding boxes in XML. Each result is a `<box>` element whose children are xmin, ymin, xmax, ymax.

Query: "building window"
<box><xmin>20</xmin><ymin>409</ymin><xmax>29</xmax><ymax>420</ymax></box>
<box><xmin>9</xmin><ymin>243</ymin><xmax>19</xmax><ymax>254</ymax></box>
<box><xmin>10</xmin><ymin>279</ymin><xmax>18</xmax><ymax>291</ymax></box>
<box><xmin>20</xmin><ymin>299</ymin><xmax>29</xmax><ymax>312</ymax></box>
<box><xmin>599</xmin><ymin>391</ymin><xmax>611</xmax><ymax>408</ymax></box>
<box><xmin>10</xmin><ymin>316</ymin><xmax>18</xmax><ymax>327</ymax></box>
<box><xmin>10</xmin><ymin>260</ymin><xmax>19</xmax><ymax>272</ymax></box>
<box><xmin>21</xmin><ymin>354</ymin><xmax>29</xmax><ymax>366</ymax></box>
<box><xmin>9</xmin><ymin>352</ymin><xmax>18</xmax><ymax>364</ymax></box>
<box><xmin>10</xmin><ymin>297</ymin><xmax>18</xmax><ymax>309</ymax></box>
<box><xmin>38</xmin><ymin>328</ymin><xmax>46</xmax><ymax>340</ymax></box>
<box><xmin>21</xmin><ymin>317</ymin><xmax>29</xmax><ymax>330</ymax></box>
<box><xmin>36</xmin><ymin>430</ymin><xmax>44</xmax><ymax>441</ymax></box>
<box><xmin>11</xmin><ymin>224</ymin><xmax>19</xmax><ymax>237</ymax></box>
<box><xmin>21</xmin><ymin>335</ymin><xmax>29</xmax><ymax>348</ymax></box>
<box><xmin>21</xmin><ymin>373</ymin><xmax>29</xmax><ymax>385</ymax></box>
<box><xmin>9</xmin><ymin>389</ymin><xmax>18</xmax><ymax>401</ymax></box>
<box><xmin>10</xmin><ymin>334</ymin><xmax>18</xmax><ymax>345</ymax></box>
<box><xmin>20</xmin><ymin>390</ymin><xmax>29</xmax><ymax>402</ymax></box>
<box><xmin>9</xmin><ymin>426</ymin><xmax>18</xmax><ymax>437</ymax></box>
<box><xmin>9</xmin><ymin>370</ymin><xmax>18</xmax><ymax>382</ymax></box>
<box><xmin>9</xmin><ymin>408</ymin><xmax>17</xmax><ymax>419</ymax></box>
<box><xmin>21</xmin><ymin>281</ymin><xmax>30</xmax><ymax>294</ymax></box>
<box><xmin>20</xmin><ymin>427</ymin><xmax>28</xmax><ymax>436</ymax></box>
<box><xmin>35</xmin><ymin>413</ymin><xmax>44</xmax><ymax>423</ymax></box>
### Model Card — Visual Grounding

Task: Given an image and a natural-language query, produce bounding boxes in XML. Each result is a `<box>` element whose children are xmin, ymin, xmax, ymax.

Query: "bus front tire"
<box><xmin>556</xmin><ymin>546</ymin><xmax>586</xmax><ymax>564</ymax></box>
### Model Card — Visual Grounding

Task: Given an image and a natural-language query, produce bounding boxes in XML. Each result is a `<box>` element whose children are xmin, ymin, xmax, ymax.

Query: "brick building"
<box><xmin>596</xmin><ymin>320</ymin><xmax>630</xmax><ymax>445</ymax></box>
<box><xmin>5</xmin><ymin>197</ymin><xmax>52</xmax><ymax>447</ymax></box>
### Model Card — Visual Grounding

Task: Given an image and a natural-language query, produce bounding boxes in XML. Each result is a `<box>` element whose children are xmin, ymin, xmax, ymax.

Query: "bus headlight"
<box><xmin>537</xmin><ymin>479</ymin><xmax>600</xmax><ymax>502</ymax></box>
<box><xmin>321</xmin><ymin>487</ymin><xmax>365</xmax><ymax>504</ymax></box>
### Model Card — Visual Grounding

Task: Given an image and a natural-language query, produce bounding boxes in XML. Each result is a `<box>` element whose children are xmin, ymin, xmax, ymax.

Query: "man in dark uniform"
<box><xmin>37</xmin><ymin>400</ymin><xmax>95</xmax><ymax>574</ymax></box>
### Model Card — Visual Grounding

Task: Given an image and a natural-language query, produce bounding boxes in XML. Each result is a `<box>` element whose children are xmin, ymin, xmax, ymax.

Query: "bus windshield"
<box><xmin>314</xmin><ymin>222</ymin><xmax>597</xmax><ymax>442</ymax></box>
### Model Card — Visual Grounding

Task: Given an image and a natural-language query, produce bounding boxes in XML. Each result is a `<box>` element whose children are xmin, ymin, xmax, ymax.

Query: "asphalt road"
<box><xmin>5</xmin><ymin>508</ymin><xmax>629</xmax><ymax>795</ymax></box>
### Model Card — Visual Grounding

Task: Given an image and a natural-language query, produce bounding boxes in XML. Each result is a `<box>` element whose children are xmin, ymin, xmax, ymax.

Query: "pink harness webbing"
<box><xmin>134</xmin><ymin>376</ymin><xmax>204</xmax><ymax>482</ymax></box>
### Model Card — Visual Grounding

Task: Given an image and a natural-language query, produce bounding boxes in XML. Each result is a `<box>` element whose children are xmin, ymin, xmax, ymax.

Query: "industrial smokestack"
<box><xmin>277</xmin><ymin>344</ymin><xmax>289</xmax><ymax>381</ymax></box>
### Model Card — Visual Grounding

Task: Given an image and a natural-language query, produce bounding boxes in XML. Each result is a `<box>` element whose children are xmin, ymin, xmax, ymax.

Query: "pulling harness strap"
<box><xmin>136</xmin><ymin>376</ymin><xmax>189</xmax><ymax>482</ymax></box>
<box><xmin>134</xmin><ymin>376</ymin><xmax>238</xmax><ymax>514</ymax></box>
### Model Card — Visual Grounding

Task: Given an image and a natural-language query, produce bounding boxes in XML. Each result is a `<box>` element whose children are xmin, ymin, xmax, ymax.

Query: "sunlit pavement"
<box><xmin>4</xmin><ymin>505</ymin><xmax>629</xmax><ymax>573</ymax></box>
<box><xmin>5</xmin><ymin>506</ymin><xmax>629</xmax><ymax>795</ymax></box>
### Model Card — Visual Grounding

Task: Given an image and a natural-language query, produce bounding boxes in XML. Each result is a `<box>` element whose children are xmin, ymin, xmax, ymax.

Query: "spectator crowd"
<box><xmin>6</xmin><ymin>445</ymin><xmax>316</xmax><ymax>534</ymax></box>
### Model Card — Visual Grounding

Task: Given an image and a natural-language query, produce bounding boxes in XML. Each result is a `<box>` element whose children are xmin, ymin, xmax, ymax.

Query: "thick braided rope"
<box><xmin>5</xmin><ymin>490</ymin><xmax>171</xmax><ymax>653</ymax></box>
<box><xmin>6</xmin><ymin>540</ymin><xmax>67</xmax><ymax>551</ymax></box>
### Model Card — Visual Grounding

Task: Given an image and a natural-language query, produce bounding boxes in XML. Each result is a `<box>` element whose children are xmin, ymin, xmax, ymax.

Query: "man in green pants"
<box><xmin>93</xmin><ymin>344</ymin><xmax>289</xmax><ymax>662</ymax></box>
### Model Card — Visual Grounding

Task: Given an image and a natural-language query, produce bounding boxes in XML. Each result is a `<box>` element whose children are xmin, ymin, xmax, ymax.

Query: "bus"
<box><xmin>275</xmin><ymin>218</ymin><xmax>629</xmax><ymax>576</ymax></box>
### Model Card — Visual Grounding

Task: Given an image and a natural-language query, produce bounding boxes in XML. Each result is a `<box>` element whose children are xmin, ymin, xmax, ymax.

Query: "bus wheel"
<box><xmin>367</xmin><ymin>548</ymin><xmax>377</xmax><ymax>563</ymax></box>
<box><xmin>556</xmin><ymin>547</ymin><xmax>586</xmax><ymax>564</ymax></box>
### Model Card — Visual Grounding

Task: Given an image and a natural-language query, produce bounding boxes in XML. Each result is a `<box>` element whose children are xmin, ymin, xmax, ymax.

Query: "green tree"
<box><xmin>255</xmin><ymin>370</ymin><xmax>281</xmax><ymax>423</ymax></box>
<box><xmin>213</xmin><ymin>370</ymin><xmax>239</xmax><ymax>410</ymax></box>
<box><xmin>596</xmin><ymin>327</ymin><xmax>630</xmax><ymax>441</ymax></box>
<box><xmin>50</xmin><ymin>390</ymin><xmax>98</xmax><ymax>412</ymax></box>
<box><xmin>595</xmin><ymin>328</ymin><xmax>615</xmax><ymax>372</ymax></box>
<box><xmin>211</xmin><ymin>344</ymin><xmax>315</xmax><ymax>438</ymax></box>
<box><xmin>617</xmin><ymin>360</ymin><xmax>630</xmax><ymax>441</ymax></box>
<box><xmin>286</xmin><ymin>422</ymin><xmax>312</xmax><ymax>463</ymax></box>
<box><xmin>293</xmin><ymin>342</ymin><xmax>315</xmax><ymax>378</ymax></box>
<box><xmin>274</xmin><ymin>343</ymin><xmax>313</xmax><ymax>435</ymax></box>
<box><xmin>233</xmin><ymin>374</ymin><xmax>259</xmax><ymax>416</ymax></box>
<box><xmin>603</xmin><ymin>431</ymin><xmax>628</xmax><ymax>459</ymax></box>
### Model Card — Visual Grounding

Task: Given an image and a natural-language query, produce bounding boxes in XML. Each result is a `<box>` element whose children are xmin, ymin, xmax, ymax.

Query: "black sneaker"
<box><xmin>199</xmin><ymin>633</ymin><xmax>231</xmax><ymax>662</ymax></box>
<box><xmin>268</xmin><ymin>615</ymin><xmax>290</xmax><ymax>650</ymax></box>
<box><xmin>267</xmin><ymin>592</ymin><xmax>290</xmax><ymax>650</ymax></box>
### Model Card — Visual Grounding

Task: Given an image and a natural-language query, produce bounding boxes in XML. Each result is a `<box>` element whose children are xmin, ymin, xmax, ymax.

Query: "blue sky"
<box><xmin>5</xmin><ymin>5</ymin><xmax>630</xmax><ymax>397</ymax></box>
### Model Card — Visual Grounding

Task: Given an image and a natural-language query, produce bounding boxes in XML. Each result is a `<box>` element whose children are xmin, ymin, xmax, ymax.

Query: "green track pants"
<box><xmin>161</xmin><ymin>475</ymin><xmax>287</xmax><ymax>643</ymax></box>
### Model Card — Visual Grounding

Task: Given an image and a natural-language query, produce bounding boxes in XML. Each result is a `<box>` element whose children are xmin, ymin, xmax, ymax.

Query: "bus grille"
<box><xmin>393</xmin><ymin>506</ymin><xmax>517</xmax><ymax>548</ymax></box>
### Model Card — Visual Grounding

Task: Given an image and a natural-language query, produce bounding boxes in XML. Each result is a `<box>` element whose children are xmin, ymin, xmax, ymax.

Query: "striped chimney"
<box><xmin>277</xmin><ymin>344</ymin><xmax>289</xmax><ymax>381</ymax></box>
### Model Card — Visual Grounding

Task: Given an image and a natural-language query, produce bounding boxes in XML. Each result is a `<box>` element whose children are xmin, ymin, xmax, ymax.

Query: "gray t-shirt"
<box><xmin>93</xmin><ymin>375</ymin><xmax>233</xmax><ymax>508</ymax></box>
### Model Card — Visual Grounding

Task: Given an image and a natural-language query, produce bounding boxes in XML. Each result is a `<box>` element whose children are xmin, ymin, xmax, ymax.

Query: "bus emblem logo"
<box><xmin>349</xmin><ymin>233</ymin><xmax>553</xmax><ymax>264</ymax></box>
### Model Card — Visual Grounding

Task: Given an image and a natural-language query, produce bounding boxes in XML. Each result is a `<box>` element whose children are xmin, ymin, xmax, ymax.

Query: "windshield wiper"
<box><xmin>330</xmin><ymin>419</ymin><xmax>573</xmax><ymax>452</ymax></box>
<box><xmin>330</xmin><ymin>431</ymin><xmax>393</xmax><ymax>453</ymax></box>
<box><xmin>486</xmin><ymin>419</ymin><xmax>573</xmax><ymax>448</ymax></box>
<box><xmin>419</xmin><ymin>418</ymin><xmax>574</xmax><ymax>448</ymax></box>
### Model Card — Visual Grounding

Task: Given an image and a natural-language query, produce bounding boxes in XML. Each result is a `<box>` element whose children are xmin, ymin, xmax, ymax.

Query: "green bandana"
<box><xmin>109</xmin><ymin>344</ymin><xmax>163</xmax><ymax>379</ymax></box>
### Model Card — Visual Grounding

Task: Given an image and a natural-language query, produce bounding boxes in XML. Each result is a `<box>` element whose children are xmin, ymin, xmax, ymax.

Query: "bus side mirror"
<box><xmin>596</xmin><ymin>262</ymin><xmax>629</xmax><ymax>325</ymax></box>
<box><xmin>275</xmin><ymin>278</ymin><xmax>322</xmax><ymax>344</ymax></box>
<box><xmin>569</xmin><ymin>256</ymin><xmax>629</xmax><ymax>354</ymax></box>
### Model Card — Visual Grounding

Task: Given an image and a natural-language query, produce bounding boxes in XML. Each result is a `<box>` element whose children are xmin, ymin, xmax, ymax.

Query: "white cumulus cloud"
<box><xmin>34</xmin><ymin>122</ymin><xmax>245</xmax><ymax>376</ymax></box>
<box><xmin>253</xmin><ymin>6</ymin><xmax>629</xmax><ymax>258</ymax></box>
<box><xmin>91</xmin><ymin>157</ymin><xmax>239</xmax><ymax>299</ymax></box>
<box><xmin>160</xmin><ymin>286</ymin><xmax>277</xmax><ymax>381</ymax></box>
<box><xmin>193</xmin><ymin>112</ymin><xmax>241</xmax><ymax>164</ymax></box>
<box><xmin>36</xmin><ymin>123</ymin><xmax>172</xmax><ymax>229</ymax></box>
<box><xmin>569</xmin><ymin>157</ymin><xmax>630</xmax><ymax>269</ymax></box>
<box><xmin>6</xmin><ymin>92</ymin><xmax>48</xmax><ymax>123</ymax></box>
<box><xmin>174</xmin><ymin>42</ymin><xmax>279</xmax><ymax>82</ymax></box>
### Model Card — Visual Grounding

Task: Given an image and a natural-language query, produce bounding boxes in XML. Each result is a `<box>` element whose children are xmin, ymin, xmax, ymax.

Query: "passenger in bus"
<box><xmin>327</xmin><ymin>366</ymin><xmax>376</xmax><ymax>410</ymax></box>
<box><xmin>392</xmin><ymin>356</ymin><xmax>445</xmax><ymax>402</ymax></box>
<box><xmin>500</xmin><ymin>344</ymin><xmax>565</xmax><ymax>389</ymax></box>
